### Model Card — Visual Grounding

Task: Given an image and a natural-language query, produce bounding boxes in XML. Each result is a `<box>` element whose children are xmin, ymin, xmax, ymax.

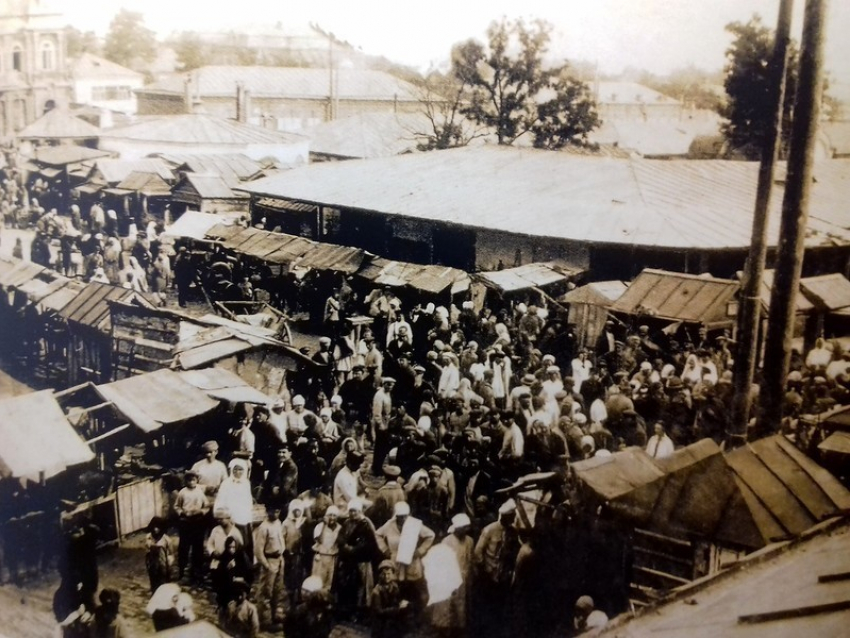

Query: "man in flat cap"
<box><xmin>473</xmin><ymin>498</ymin><xmax>520</xmax><ymax>636</ymax></box>
<box><xmin>175</xmin><ymin>471</ymin><xmax>210</xmax><ymax>582</ymax></box>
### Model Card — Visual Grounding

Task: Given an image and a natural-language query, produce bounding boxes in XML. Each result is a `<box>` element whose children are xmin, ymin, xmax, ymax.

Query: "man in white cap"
<box><xmin>375</xmin><ymin>501</ymin><xmax>435</xmax><ymax>614</ymax></box>
<box><xmin>287</xmin><ymin>395</ymin><xmax>316</xmax><ymax>437</ymax></box>
<box><xmin>473</xmin><ymin>498</ymin><xmax>520</xmax><ymax>635</ymax></box>
<box><xmin>284</xmin><ymin>575</ymin><xmax>333</xmax><ymax>638</ymax></box>
<box><xmin>430</xmin><ymin>512</ymin><xmax>474</xmax><ymax>634</ymax></box>
<box><xmin>311</xmin><ymin>505</ymin><xmax>341</xmax><ymax>590</ymax></box>
<box><xmin>191</xmin><ymin>441</ymin><xmax>228</xmax><ymax>497</ymax></box>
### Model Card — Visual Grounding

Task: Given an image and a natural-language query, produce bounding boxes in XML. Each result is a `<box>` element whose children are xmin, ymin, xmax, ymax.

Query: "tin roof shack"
<box><xmin>25</xmin><ymin>145</ymin><xmax>114</xmax><ymax>212</ymax></box>
<box><xmin>58</xmin><ymin>281</ymin><xmax>154</xmax><ymax>385</ymax></box>
<box><xmin>171</xmin><ymin>173</ymin><xmax>250</xmax><ymax>217</ymax></box>
<box><xmin>472</xmin><ymin>261</ymin><xmax>585</xmax><ymax>314</ymax></box>
<box><xmin>597</xmin><ymin>519</ymin><xmax>850</xmax><ymax>638</ymax></box>
<box><xmin>571</xmin><ymin>437</ymin><xmax>850</xmax><ymax>610</ymax></box>
<box><xmin>800</xmin><ymin>272</ymin><xmax>850</xmax><ymax>339</ymax></box>
<box><xmin>237</xmin><ymin>147</ymin><xmax>850</xmax><ymax>280</ymax></box>
<box><xmin>609</xmin><ymin>268</ymin><xmax>739</xmax><ymax>344</ymax></box>
<box><xmin>0</xmin><ymin>390</ymin><xmax>97</xmax><ymax>580</ymax></box>
<box><xmin>110</xmin><ymin>301</ymin><xmax>314</xmax><ymax>398</ymax></box>
<box><xmin>560</xmin><ymin>280</ymin><xmax>628</xmax><ymax>350</ymax></box>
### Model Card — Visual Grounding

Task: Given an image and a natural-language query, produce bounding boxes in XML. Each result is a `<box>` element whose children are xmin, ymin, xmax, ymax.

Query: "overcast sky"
<box><xmin>62</xmin><ymin>0</ymin><xmax>850</xmax><ymax>90</ymax></box>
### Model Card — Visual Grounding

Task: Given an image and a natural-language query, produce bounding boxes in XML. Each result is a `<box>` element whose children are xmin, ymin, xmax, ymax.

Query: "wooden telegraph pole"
<box><xmin>729</xmin><ymin>0</ymin><xmax>795</xmax><ymax>449</ymax></box>
<box><xmin>759</xmin><ymin>0</ymin><xmax>829</xmax><ymax>431</ymax></box>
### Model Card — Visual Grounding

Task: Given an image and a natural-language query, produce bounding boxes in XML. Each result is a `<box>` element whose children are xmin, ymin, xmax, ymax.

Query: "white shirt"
<box><xmin>333</xmin><ymin>466</ymin><xmax>360</xmax><ymax>509</ymax></box>
<box><xmin>646</xmin><ymin>434</ymin><xmax>675</xmax><ymax>459</ymax></box>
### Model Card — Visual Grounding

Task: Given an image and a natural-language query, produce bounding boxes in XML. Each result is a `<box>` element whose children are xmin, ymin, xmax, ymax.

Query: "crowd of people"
<box><xmin>5</xmin><ymin>154</ymin><xmax>850</xmax><ymax>638</ymax></box>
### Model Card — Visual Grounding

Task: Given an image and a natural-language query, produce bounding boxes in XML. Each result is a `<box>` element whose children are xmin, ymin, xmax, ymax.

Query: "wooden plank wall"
<box><xmin>111</xmin><ymin>305</ymin><xmax>181</xmax><ymax>379</ymax></box>
<box><xmin>116</xmin><ymin>478</ymin><xmax>165</xmax><ymax>537</ymax></box>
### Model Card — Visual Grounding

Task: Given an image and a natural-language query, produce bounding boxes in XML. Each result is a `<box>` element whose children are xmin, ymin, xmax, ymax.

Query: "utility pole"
<box><xmin>760</xmin><ymin>0</ymin><xmax>829</xmax><ymax>431</ymax></box>
<box><xmin>728</xmin><ymin>0</ymin><xmax>795</xmax><ymax>449</ymax></box>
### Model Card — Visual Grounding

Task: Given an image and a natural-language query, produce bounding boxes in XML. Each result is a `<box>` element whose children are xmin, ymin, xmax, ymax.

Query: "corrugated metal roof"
<box><xmin>58</xmin><ymin>281</ymin><xmax>152</xmax><ymax>332</ymax></box>
<box><xmin>726</xmin><ymin>435</ymin><xmax>850</xmax><ymax>544</ymax></box>
<box><xmin>177</xmin><ymin>174</ymin><xmax>247</xmax><ymax>200</ymax></box>
<box><xmin>0</xmin><ymin>390</ymin><xmax>94</xmax><ymax>480</ymax></box>
<box><xmin>140</xmin><ymin>66</ymin><xmax>420</xmax><ymax>102</ymax></box>
<box><xmin>590</xmin><ymin>111</ymin><xmax>721</xmax><ymax>157</ymax></box>
<box><xmin>800</xmin><ymin>273</ymin><xmax>850</xmax><ymax>311</ymax></box>
<box><xmin>295</xmin><ymin>244</ymin><xmax>365</xmax><ymax>274</ymax></box>
<box><xmin>94</xmin><ymin>369</ymin><xmax>219</xmax><ymax>433</ymax></box>
<box><xmin>477</xmin><ymin>262</ymin><xmax>581</xmax><ymax>292</ymax></box>
<box><xmin>610</xmin><ymin>268</ymin><xmax>738</xmax><ymax>326</ymax></box>
<box><xmin>117</xmin><ymin>171</ymin><xmax>172</xmax><ymax>196</ymax></box>
<box><xmin>179</xmin><ymin>368</ymin><xmax>272</xmax><ymax>404</ymax></box>
<box><xmin>356</xmin><ymin>258</ymin><xmax>467</xmax><ymax>293</ymax></box>
<box><xmin>307</xmin><ymin>112</ymin><xmax>429</xmax><ymax>159</ymax></box>
<box><xmin>237</xmin><ymin>146</ymin><xmax>850</xmax><ymax>250</ymax></box>
<box><xmin>95</xmin><ymin>158</ymin><xmax>174</xmax><ymax>184</ymax></box>
<box><xmin>255</xmin><ymin>197</ymin><xmax>316</xmax><ymax>213</ymax></box>
<box><xmin>600</xmin><ymin>521</ymin><xmax>850</xmax><ymax>637</ymax></box>
<box><xmin>560</xmin><ymin>280</ymin><xmax>627</xmax><ymax>305</ymax></box>
<box><xmin>160</xmin><ymin>153</ymin><xmax>264</xmax><ymax>183</ymax></box>
<box><xmin>17</xmin><ymin>108</ymin><xmax>101</xmax><ymax>140</ymax></box>
<box><xmin>102</xmin><ymin>113</ymin><xmax>307</xmax><ymax>146</ymax></box>
<box><xmin>32</xmin><ymin>145</ymin><xmax>112</xmax><ymax>166</ymax></box>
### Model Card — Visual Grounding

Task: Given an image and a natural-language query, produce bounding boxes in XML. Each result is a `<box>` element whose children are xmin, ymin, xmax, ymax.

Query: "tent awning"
<box><xmin>0</xmin><ymin>390</ymin><xmax>94</xmax><ymax>480</ymax></box>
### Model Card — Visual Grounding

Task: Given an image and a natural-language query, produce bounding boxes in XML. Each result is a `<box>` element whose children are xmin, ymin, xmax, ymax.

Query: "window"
<box><xmin>91</xmin><ymin>86</ymin><xmax>133</xmax><ymax>101</ymax></box>
<box><xmin>41</xmin><ymin>41</ymin><xmax>55</xmax><ymax>71</ymax></box>
<box><xmin>12</xmin><ymin>45</ymin><xmax>22</xmax><ymax>72</ymax></box>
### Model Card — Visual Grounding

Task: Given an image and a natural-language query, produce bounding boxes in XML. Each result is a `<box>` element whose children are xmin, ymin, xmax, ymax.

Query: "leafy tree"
<box><xmin>103</xmin><ymin>9</ymin><xmax>157</xmax><ymax>72</ymax></box>
<box><xmin>720</xmin><ymin>14</ymin><xmax>798</xmax><ymax>160</ymax></box>
<box><xmin>451</xmin><ymin>18</ymin><xmax>600</xmax><ymax>148</ymax></box>
<box><xmin>174</xmin><ymin>31</ymin><xmax>207</xmax><ymax>71</ymax></box>
<box><xmin>412</xmin><ymin>71</ymin><xmax>488</xmax><ymax>151</ymax></box>
<box><xmin>66</xmin><ymin>26</ymin><xmax>100</xmax><ymax>58</ymax></box>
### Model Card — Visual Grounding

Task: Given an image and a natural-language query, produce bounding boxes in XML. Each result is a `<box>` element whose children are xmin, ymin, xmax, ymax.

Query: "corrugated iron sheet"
<box><xmin>296</xmin><ymin>244</ymin><xmax>365</xmax><ymax>274</ymax></box>
<box><xmin>239</xmin><ymin>146</ymin><xmax>850</xmax><ymax>250</ymax></box>
<box><xmin>572</xmin><ymin>448</ymin><xmax>665</xmax><ymax>501</ymax></box>
<box><xmin>610</xmin><ymin>268</ymin><xmax>738</xmax><ymax>326</ymax></box>
<box><xmin>800</xmin><ymin>273</ymin><xmax>850</xmax><ymax>311</ymax></box>
<box><xmin>94</xmin><ymin>368</ymin><xmax>219</xmax><ymax>433</ymax></box>
<box><xmin>179</xmin><ymin>368</ymin><xmax>272</xmax><ymax>404</ymax></box>
<box><xmin>0</xmin><ymin>390</ymin><xmax>94</xmax><ymax>480</ymax></box>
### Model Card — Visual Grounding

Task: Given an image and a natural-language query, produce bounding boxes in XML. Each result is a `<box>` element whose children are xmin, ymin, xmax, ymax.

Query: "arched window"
<box><xmin>12</xmin><ymin>45</ymin><xmax>22</xmax><ymax>72</ymax></box>
<box><xmin>41</xmin><ymin>41</ymin><xmax>55</xmax><ymax>71</ymax></box>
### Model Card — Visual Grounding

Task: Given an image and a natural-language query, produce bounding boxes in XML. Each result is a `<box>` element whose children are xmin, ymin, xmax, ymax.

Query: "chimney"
<box><xmin>236</xmin><ymin>83</ymin><xmax>242</xmax><ymax>122</ymax></box>
<box><xmin>241</xmin><ymin>89</ymin><xmax>251</xmax><ymax>124</ymax></box>
<box><xmin>184</xmin><ymin>76</ymin><xmax>193</xmax><ymax>114</ymax></box>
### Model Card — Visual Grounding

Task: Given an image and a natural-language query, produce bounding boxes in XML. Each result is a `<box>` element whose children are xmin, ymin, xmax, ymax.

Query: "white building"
<box><xmin>69</xmin><ymin>52</ymin><xmax>144</xmax><ymax>115</ymax></box>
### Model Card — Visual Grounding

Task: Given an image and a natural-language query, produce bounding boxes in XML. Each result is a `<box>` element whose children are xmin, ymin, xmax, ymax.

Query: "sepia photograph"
<box><xmin>0</xmin><ymin>0</ymin><xmax>849</xmax><ymax>636</ymax></box>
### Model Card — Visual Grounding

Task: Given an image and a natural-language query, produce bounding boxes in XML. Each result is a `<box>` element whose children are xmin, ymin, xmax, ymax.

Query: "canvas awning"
<box><xmin>164</xmin><ymin>211</ymin><xmax>228</xmax><ymax>241</ymax></box>
<box><xmin>0</xmin><ymin>390</ymin><xmax>94</xmax><ymax>480</ymax></box>
<box><xmin>179</xmin><ymin>368</ymin><xmax>272</xmax><ymax>404</ymax></box>
<box><xmin>94</xmin><ymin>369</ymin><xmax>219</xmax><ymax>433</ymax></box>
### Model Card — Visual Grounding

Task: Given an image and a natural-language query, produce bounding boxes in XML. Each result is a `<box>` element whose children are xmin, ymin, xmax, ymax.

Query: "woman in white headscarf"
<box><xmin>215</xmin><ymin>459</ymin><xmax>254</xmax><ymax>555</ymax></box>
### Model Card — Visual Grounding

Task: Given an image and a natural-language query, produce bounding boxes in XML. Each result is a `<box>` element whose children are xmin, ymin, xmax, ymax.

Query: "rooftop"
<box><xmin>17</xmin><ymin>108</ymin><xmax>101</xmax><ymax>140</ymax></box>
<box><xmin>69</xmin><ymin>52</ymin><xmax>143</xmax><ymax>81</ymax></box>
<box><xmin>139</xmin><ymin>66</ymin><xmax>420</xmax><ymax>102</ymax></box>
<box><xmin>238</xmin><ymin>146</ymin><xmax>850</xmax><ymax>250</ymax></box>
<box><xmin>100</xmin><ymin>113</ymin><xmax>308</xmax><ymax>146</ymax></box>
